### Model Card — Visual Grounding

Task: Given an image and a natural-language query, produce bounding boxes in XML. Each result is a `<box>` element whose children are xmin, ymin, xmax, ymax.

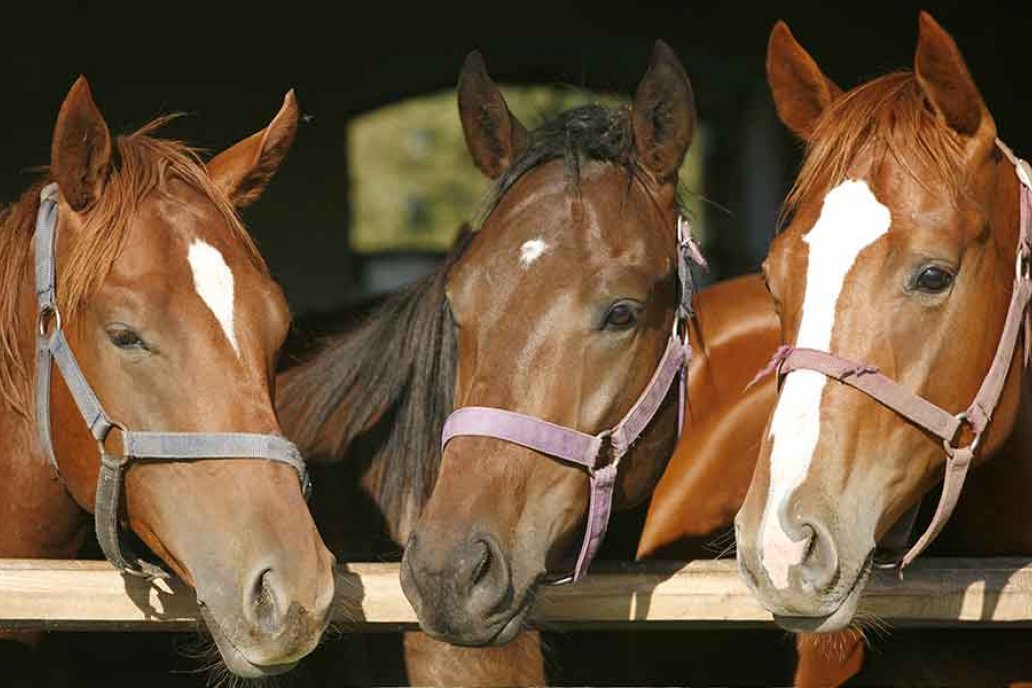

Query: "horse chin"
<box><xmin>771</xmin><ymin>560</ymin><xmax>870</xmax><ymax>634</ymax></box>
<box><xmin>426</xmin><ymin>606</ymin><xmax>528</xmax><ymax>648</ymax></box>
<box><xmin>773</xmin><ymin>593</ymin><xmax>860</xmax><ymax>633</ymax></box>
<box><xmin>490</xmin><ymin>609</ymin><xmax>528</xmax><ymax>646</ymax></box>
<box><xmin>198</xmin><ymin>604</ymin><xmax>299</xmax><ymax>679</ymax></box>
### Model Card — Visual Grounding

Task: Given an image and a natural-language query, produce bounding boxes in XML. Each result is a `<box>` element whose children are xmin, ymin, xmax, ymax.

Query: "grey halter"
<box><xmin>34</xmin><ymin>183</ymin><xmax>310</xmax><ymax>578</ymax></box>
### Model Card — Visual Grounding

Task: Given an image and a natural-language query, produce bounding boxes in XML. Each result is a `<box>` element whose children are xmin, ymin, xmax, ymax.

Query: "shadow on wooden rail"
<box><xmin>1</xmin><ymin>558</ymin><xmax>1031</xmax><ymax>632</ymax></box>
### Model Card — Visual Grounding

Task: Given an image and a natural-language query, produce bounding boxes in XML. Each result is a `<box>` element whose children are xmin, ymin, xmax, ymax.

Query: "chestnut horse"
<box><xmin>643</xmin><ymin>12</ymin><xmax>1032</xmax><ymax>688</ymax></box>
<box><xmin>279</xmin><ymin>42</ymin><xmax>696</xmax><ymax>684</ymax></box>
<box><xmin>0</xmin><ymin>78</ymin><xmax>335</xmax><ymax>678</ymax></box>
<box><xmin>737</xmin><ymin>7</ymin><xmax>1030</xmax><ymax>632</ymax></box>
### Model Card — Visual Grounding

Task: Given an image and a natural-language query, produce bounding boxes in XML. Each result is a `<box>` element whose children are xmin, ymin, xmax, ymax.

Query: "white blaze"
<box><xmin>760</xmin><ymin>179</ymin><xmax>891</xmax><ymax>588</ymax></box>
<box><xmin>187</xmin><ymin>240</ymin><xmax>239</xmax><ymax>356</ymax></box>
<box><xmin>519</xmin><ymin>238</ymin><xmax>549</xmax><ymax>267</ymax></box>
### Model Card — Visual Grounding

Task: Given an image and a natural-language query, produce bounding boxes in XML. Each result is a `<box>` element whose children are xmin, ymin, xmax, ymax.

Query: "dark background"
<box><xmin>3</xmin><ymin>1</ymin><xmax>1032</xmax><ymax>685</ymax></box>
<box><xmin>3</xmin><ymin>0</ymin><xmax>1030</xmax><ymax>316</ymax></box>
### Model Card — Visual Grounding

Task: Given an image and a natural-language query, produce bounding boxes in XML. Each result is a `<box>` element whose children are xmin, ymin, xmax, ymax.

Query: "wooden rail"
<box><xmin>1</xmin><ymin>558</ymin><xmax>1031</xmax><ymax>631</ymax></box>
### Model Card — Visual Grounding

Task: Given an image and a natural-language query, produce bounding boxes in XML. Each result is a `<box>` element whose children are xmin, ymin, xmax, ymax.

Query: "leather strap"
<box><xmin>752</xmin><ymin>140</ymin><xmax>1032</xmax><ymax>569</ymax></box>
<box><xmin>440</xmin><ymin>216</ymin><xmax>702</xmax><ymax>583</ymax></box>
<box><xmin>34</xmin><ymin>183</ymin><xmax>310</xmax><ymax>578</ymax></box>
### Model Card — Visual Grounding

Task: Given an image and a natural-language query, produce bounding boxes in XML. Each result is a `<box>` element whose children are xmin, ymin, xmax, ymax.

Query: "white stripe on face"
<box><xmin>760</xmin><ymin>179</ymin><xmax>891</xmax><ymax>589</ymax></box>
<box><xmin>187</xmin><ymin>240</ymin><xmax>239</xmax><ymax>356</ymax></box>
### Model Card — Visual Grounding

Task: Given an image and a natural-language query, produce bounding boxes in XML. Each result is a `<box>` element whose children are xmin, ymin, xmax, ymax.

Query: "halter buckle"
<box><xmin>1017</xmin><ymin>241</ymin><xmax>1032</xmax><ymax>281</ymax></box>
<box><xmin>590</xmin><ymin>432</ymin><xmax>616</xmax><ymax>476</ymax></box>
<box><xmin>943</xmin><ymin>411</ymin><xmax>983</xmax><ymax>457</ymax></box>
<box><xmin>38</xmin><ymin>304</ymin><xmax>61</xmax><ymax>338</ymax></box>
<box><xmin>97</xmin><ymin>420</ymin><xmax>130</xmax><ymax>463</ymax></box>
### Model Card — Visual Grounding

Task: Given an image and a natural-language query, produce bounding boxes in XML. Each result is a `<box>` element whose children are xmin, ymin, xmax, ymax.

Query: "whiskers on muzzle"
<box><xmin>175</xmin><ymin>634</ymin><xmax>290</xmax><ymax>688</ymax></box>
<box><xmin>706</xmin><ymin>527</ymin><xmax>737</xmax><ymax>559</ymax></box>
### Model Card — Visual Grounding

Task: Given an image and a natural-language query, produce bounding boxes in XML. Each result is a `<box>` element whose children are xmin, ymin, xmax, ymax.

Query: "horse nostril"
<box><xmin>470</xmin><ymin>540</ymin><xmax>491</xmax><ymax>588</ymax></box>
<box><xmin>800</xmin><ymin>524</ymin><xmax>817</xmax><ymax>561</ymax></box>
<box><xmin>249</xmin><ymin>567</ymin><xmax>284</xmax><ymax>636</ymax></box>
<box><xmin>798</xmin><ymin>521</ymin><xmax>839</xmax><ymax>592</ymax></box>
<box><xmin>464</xmin><ymin>534</ymin><xmax>511</xmax><ymax>609</ymax></box>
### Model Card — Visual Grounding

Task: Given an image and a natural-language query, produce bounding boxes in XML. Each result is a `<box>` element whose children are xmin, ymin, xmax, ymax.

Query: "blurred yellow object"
<box><xmin>348</xmin><ymin>86</ymin><xmax>705</xmax><ymax>254</ymax></box>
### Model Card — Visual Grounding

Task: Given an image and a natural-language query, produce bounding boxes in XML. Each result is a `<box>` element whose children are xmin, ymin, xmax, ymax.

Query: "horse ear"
<box><xmin>914</xmin><ymin>11</ymin><xmax>994</xmax><ymax>142</ymax></box>
<box><xmin>631</xmin><ymin>40</ymin><xmax>695</xmax><ymax>184</ymax></box>
<box><xmin>208</xmin><ymin>90</ymin><xmax>299</xmax><ymax>208</ymax></box>
<box><xmin>51</xmin><ymin>76</ymin><xmax>112</xmax><ymax>212</ymax></box>
<box><xmin>457</xmin><ymin>51</ymin><xmax>528</xmax><ymax>179</ymax></box>
<box><xmin>766</xmin><ymin>21</ymin><xmax>842</xmax><ymax>141</ymax></box>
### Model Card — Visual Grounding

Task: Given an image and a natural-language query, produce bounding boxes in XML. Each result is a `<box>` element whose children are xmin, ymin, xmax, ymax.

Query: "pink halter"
<box><xmin>441</xmin><ymin>217</ymin><xmax>704</xmax><ymax>583</ymax></box>
<box><xmin>752</xmin><ymin>139</ymin><xmax>1032</xmax><ymax>569</ymax></box>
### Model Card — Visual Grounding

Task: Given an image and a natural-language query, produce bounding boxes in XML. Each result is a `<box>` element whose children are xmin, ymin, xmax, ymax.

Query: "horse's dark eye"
<box><xmin>602</xmin><ymin>301</ymin><xmax>641</xmax><ymax>331</ymax></box>
<box><xmin>914</xmin><ymin>266</ymin><xmax>955</xmax><ymax>293</ymax></box>
<box><xmin>107</xmin><ymin>325</ymin><xmax>146</xmax><ymax>351</ymax></box>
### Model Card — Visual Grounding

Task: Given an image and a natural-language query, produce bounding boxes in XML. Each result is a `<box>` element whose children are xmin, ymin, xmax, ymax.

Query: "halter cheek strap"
<box><xmin>35</xmin><ymin>183</ymin><xmax>310</xmax><ymax>578</ymax></box>
<box><xmin>752</xmin><ymin>139</ymin><xmax>1032</xmax><ymax>570</ymax></box>
<box><xmin>440</xmin><ymin>216</ymin><xmax>703</xmax><ymax>583</ymax></box>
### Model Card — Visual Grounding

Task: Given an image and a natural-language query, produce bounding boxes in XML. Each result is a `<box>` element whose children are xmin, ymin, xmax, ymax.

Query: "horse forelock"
<box><xmin>782</xmin><ymin>71</ymin><xmax>968</xmax><ymax>227</ymax></box>
<box><xmin>0</xmin><ymin>118</ymin><xmax>263</xmax><ymax>416</ymax></box>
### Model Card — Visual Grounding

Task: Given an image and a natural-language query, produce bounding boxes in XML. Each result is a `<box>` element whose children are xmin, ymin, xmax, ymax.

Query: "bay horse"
<box><xmin>278</xmin><ymin>42</ymin><xmax>696</xmax><ymax>683</ymax></box>
<box><xmin>400</xmin><ymin>42</ymin><xmax>696</xmax><ymax>646</ymax></box>
<box><xmin>0</xmin><ymin>78</ymin><xmax>335</xmax><ymax>678</ymax></box>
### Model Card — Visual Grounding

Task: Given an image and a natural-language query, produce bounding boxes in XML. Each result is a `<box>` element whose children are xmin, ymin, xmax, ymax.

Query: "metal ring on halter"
<box><xmin>588</xmin><ymin>432</ymin><xmax>616</xmax><ymax>477</ymax></box>
<box><xmin>97</xmin><ymin>420</ymin><xmax>130</xmax><ymax>464</ymax></box>
<box><xmin>1017</xmin><ymin>246</ymin><xmax>1032</xmax><ymax>282</ymax></box>
<box><xmin>38</xmin><ymin>304</ymin><xmax>61</xmax><ymax>337</ymax></box>
<box><xmin>943</xmin><ymin>412</ymin><xmax>982</xmax><ymax>456</ymax></box>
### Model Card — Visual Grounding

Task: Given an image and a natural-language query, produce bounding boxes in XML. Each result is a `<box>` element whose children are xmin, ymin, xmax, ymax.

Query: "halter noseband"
<box><xmin>753</xmin><ymin>139</ymin><xmax>1032</xmax><ymax>570</ymax></box>
<box><xmin>35</xmin><ymin>183</ymin><xmax>310</xmax><ymax>578</ymax></box>
<box><xmin>440</xmin><ymin>216</ymin><xmax>704</xmax><ymax>583</ymax></box>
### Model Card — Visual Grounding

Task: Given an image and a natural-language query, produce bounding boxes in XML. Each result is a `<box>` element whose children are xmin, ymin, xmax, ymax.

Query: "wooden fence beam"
<box><xmin>1</xmin><ymin>558</ymin><xmax>1031</xmax><ymax>631</ymax></box>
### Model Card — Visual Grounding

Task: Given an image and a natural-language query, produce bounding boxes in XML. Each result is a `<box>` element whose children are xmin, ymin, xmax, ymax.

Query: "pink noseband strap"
<box><xmin>754</xmin><ymin>139</ymin><xmax>1032</xmax><ymax>569</ymax></box>
<box><xmin>441</xmin><ymin>217</ymin><xmax>702</xmax><ymax>583</ymax></box>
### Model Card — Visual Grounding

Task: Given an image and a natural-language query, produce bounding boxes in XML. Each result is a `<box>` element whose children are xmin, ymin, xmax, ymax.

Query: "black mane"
<box><xmin>277</xmin><ymin>243</ymin><xmax>462</xmax><ymax>531</ymax></box>
<box><xmin>477</xmin><ymin>104</ymin><xmax>637</xmax><ymax>223</ymax></box>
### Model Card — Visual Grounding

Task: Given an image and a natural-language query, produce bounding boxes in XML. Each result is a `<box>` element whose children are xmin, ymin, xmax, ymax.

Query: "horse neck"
<box><xmin>637</xmin><ymin>273</ymin><xmax>781</xmax><ymax>559</ymax></box>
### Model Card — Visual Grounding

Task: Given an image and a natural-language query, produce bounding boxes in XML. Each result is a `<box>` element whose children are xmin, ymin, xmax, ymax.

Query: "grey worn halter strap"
<box><xmin>35</xmin><ymin>183</ymin><xmax>310</xmax><ymax>578</ymax></box>
<box><xmin>441</xmin><ymin>216</ymin><xmax>704</xmax><ymax>583</ymax></box>
<box><xmin>753</xmin><ymin>139</ymin><xmax>1032</xmax><ymax>570</ymax></box>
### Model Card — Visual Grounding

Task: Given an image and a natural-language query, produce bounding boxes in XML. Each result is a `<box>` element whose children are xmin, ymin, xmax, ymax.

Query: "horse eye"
<box><xmin>913</xmin><ymin>265</ymin><xmax>955</xmax><ymax>293</ymax></box>
<box><xmin>106</xmin><ymin>325</ymin><xmax>147</xmax><ymax>351</ymax></box>
<box><xmin>602</xmin><ymin>301</ymin><xmax>641</xmax><ymax>331</ymax></box>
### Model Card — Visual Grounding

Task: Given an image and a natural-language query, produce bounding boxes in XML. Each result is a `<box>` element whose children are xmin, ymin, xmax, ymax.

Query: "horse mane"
<box><xmin>476</xmin><ymin>104</ymin><xmax>643</xmax><ymax>225</ymax></box>
<box><xmin>783</xmin><ymin>71</ymin><xmax>968</xmax><ymax>222</ymax></box>
<box><xmin>277</xmin><ymin>241</ymin><xmax>462</xmax><ymax>529</ymax></box>
<box><xmin>0</xmin><ymin>117</ymin><xmax>263</xmax><ymax>416</ymax></box>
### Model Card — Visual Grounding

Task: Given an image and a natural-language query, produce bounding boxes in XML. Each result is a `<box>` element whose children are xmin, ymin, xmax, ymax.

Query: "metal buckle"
<box><xmin>943</xmin><ymin>412</ymin><xmax>982</xmax><ymax>456</ymax></box>
<box><xmin>97</xmin><ymin>420</ymin><xmax>130</xmax><ymax>463</ymax></box>
<box><xmin>590</xmin><ymin>432</ymin><xmax>615</xmax><ymax>476</ymax></box>
<box><xmin>1017</xmin><ymin>241</ymin><xmax>1032</xmax><ymax>281</ymax></box>
<box><xmin>38</xmin><ymin>304</ymin><xmax>61</xmax><ymax>337</ymax></box>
